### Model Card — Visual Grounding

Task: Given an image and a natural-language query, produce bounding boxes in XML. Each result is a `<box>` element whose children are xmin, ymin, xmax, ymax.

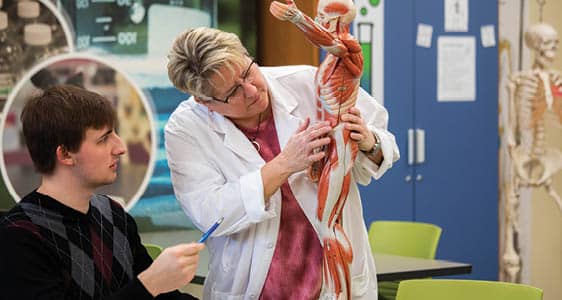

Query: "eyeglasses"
<box><xmin>209</xmin><ymin>60</ymin><xmax>256</xmax><ymax>104</ymax></box>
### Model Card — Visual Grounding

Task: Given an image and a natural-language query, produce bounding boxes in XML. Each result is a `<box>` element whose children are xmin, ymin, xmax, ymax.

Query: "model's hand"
<box><xmin>270</xmin><ymin>1</ymin><xmax>301</xmax><ymax>23</ymax></box>
<box><xmin>278</xmin><ymin>117</ymin><xmax>332</xmax><ymax>174</ymax></box>
<box><xmin>342</xmin><ymin>107</ymin><xmax>376</xmax><ymax>152</ymax></box>
<box><xmin>138</xmin><ymin>243</ymin><xmax>205</xmax><ymax>296</ymax></box>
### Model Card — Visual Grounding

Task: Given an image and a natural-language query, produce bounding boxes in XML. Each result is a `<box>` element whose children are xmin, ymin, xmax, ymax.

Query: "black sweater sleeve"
<box><xmin>119</xmin><ymin>213</ymin><xmax>198</xmax><ymax>300</ymax></box>
<box><xmin>0</xmin><ymin>217</ymin><xmax>197</xmax><ymax>300</ymax></box>
<box><xmin>0</xmin><ymin>227</ymin><xmax>68</xmax><ymax>300</ymax></box>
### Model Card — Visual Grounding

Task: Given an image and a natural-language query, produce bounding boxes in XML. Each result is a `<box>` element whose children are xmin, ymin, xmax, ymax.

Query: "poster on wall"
<box><xmin>353</xmin><ymin>0</ymin><xmax>384</xmax><ymax>105</ymax></box>
<box><xmin>58</xmin><ymin>0</ymin><xmax>216</xmax><ymax>87</ymax></box>
<box><xmin>0</xmin><ymin>0</ymin><xmax>74</xmax><ymax>110</ymax></box>
<box><xmin>0</xmin><ymin>0</ymin><xmax>221</xmax><ymax>231</ymax></box>
<box><xmin>1</xmin><ymin>53</ymin><xmax>156</xmax><ymax>211</ymax></box>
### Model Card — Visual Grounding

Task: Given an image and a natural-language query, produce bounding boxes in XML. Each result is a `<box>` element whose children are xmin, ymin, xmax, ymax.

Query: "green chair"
<box><xmin>396</xmin><ymin>279</ymin><xmax>543</xmax><ymax>300</ymax></box>
<box><xmin>144</xmin><ymin>243</ymin><xmax>163</xmax><ymax>260</ymax></box>
<box><xmin>368</xmin><ymin>220</ymin><xmax>442</xmax><ymax>300</ymax></box>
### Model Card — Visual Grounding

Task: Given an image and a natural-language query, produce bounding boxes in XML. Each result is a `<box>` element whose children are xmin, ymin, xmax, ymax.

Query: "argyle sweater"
<box><xmin>0</xmin><ymin>191</ymin><xmax>197</xmax><ymax>300</ymax></box>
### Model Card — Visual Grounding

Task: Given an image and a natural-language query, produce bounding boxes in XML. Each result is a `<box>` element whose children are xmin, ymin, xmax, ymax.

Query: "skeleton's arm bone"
<box><xmin>507</xmin><ymin>74</ymin><xmax>519</xmax><ymax>148</ymax></box>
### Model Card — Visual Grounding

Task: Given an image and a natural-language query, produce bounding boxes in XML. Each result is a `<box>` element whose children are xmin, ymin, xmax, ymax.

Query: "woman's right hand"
<box><xmin>278</xmin><ymin>117</ymin><xmax>332</xmax><ymax>174</ymax></box>
<box><xmin>261</xmin><ymin>118</ymin><xmax>332</xmax><ymax>200</ymax></box>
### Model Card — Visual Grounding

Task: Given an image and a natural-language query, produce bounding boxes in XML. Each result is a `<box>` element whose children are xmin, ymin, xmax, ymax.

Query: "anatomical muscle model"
<box><xmin>503</xmin><ymin>22</ymin><xmax>562</xmax><ymax>282</ymax></box>
<box><xmin>270</xmin><ymin>0</ymin><xmax>362</xmax><ymax>298</ymax></box>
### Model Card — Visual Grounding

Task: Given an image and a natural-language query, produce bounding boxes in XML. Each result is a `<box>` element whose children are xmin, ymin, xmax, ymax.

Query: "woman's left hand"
<box><xmin>342</xmin><ymin>107</ymin><xmax>376</xmax><ymax>152</ymax></box>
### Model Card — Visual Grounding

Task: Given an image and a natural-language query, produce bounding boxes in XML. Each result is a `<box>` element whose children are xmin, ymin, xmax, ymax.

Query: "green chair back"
<box><xmin>369</xmin><ymin>220</ymin><xmax>442</xmax><ymax>259</ymax></box>
<box><xmin>144</xmin><ymin>243</ymin><xmax>163</xmax><ymax>260</ymax></box>
<box><xmin>368</xmin><ymin>221</ymin><xmax>442</xmax><ymax>300</ymax></box>
<box><xmin>396</xmin><ymin>279</ymin><xmax>543</xmax><ymax>300</ymax></box>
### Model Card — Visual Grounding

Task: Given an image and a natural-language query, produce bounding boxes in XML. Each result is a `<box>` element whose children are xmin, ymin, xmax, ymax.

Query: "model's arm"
<box><xmin>341</xmin><ymin>37</ymin><xmax>364</xmax><ymax>77</ymax></box>
<box><xmin>269</xmin><ymin>1</ymin><xmax>348</xmax><ymax>56</ymax></box>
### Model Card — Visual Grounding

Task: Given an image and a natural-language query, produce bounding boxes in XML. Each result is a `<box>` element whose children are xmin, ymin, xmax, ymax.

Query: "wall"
<box><xmin>498</xmin><ymin>0</ymin><xmax>525</xmax><ymax>284</ymax></box>
<box><xmin>257</xmin><ymin>1</ymin><xmax>319</xmax><ymax>66</ymax></box>
<box><xmin>528</xmin><ymin>1</ymin><xmax>562</xmax><ymax>300</ymax></box>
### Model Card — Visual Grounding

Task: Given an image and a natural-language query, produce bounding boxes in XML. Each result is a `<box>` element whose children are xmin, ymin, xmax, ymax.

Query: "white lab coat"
<box><xmin>165</xmin><ymin>65</ymin><xmax>400</xmax><ymax>300</ymax></box>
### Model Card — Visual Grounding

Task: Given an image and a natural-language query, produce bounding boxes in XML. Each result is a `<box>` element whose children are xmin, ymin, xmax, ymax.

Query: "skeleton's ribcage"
<box><xmin>511</xmin><ymin>72</ymin><xmax>562</xmax><ymax>186</ymax></box>
<box><xmin>514</xmin><ymin>74</ymin><xmax>543</xmax><ymax>156</ymax></box>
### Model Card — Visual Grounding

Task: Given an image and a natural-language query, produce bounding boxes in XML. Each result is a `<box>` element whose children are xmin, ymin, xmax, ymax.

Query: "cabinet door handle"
<box><xmin>408</xmin><ymin>129</ymin><xmax>414</xmax><ymax>165</ymax></box>
<box><xmin>415</xmin><ymin>128</ymin><xmax>426</xmax><ymax>164</ymax></box>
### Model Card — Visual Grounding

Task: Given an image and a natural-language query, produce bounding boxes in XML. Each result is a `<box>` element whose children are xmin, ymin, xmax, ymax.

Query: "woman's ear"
<box><xmin>194</xmin><ymin>96</ymin><xmax>207</xmax><ymax>104</ymax></box>
<box><xmin>56</xmin><ymin>145</ymin><xmax>74</xmax><ymax>166</ymax></box>
<box><xmin>194</xmin><ymin>97</ymin><xmax>213</xmax><ymax>111</ymax></box>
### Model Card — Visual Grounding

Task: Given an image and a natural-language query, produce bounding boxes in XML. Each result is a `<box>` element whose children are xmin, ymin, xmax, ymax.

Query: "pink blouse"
<box><xmin>238</xmin><ymin>115</ymin><xmax>323</xmax><ymax>300</ymax></box>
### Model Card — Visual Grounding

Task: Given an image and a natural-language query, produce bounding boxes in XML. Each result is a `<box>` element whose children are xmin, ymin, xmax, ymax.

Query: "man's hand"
<box><xmin>138</xmin><ymin>243</ymin><xmax>205</xmax><ymax>296</ymax></box>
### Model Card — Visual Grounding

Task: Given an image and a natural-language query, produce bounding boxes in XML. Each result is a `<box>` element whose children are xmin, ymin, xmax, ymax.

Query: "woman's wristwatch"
<box><xmin>362</xmin><ymin>132</ymin><xmax>381</xmax><ymax>159</ymax></box>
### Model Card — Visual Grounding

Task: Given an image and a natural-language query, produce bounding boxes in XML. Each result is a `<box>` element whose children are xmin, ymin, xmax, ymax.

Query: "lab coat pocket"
<box><xmin>220</xmin><ymin>238</ymin><xmax>232</xmax><ymax>272</ymax></box>
<box><xmin>209</xmin><ymin>288</ymin><xmax>244</xmax><ymax>300</ymax></box>
<box><xmin>351</xmin><ymin>257</ymin><xmax>370</xmax><ymax>297</ymax></box>
<box><xmin>219</xmin><ymin>235</ymin><xmax>246</xmax><ymax>272</ymax></box>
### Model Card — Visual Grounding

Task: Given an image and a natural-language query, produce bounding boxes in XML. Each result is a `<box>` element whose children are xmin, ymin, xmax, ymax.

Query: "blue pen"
<box><xmin>198</xmin><ymin>217</ymin><xmax>224</xmax><ymax>243</ymax></box>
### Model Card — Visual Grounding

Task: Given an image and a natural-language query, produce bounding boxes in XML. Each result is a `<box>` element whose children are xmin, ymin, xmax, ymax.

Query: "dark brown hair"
<box><xmin>20</xmin><ymin>85</ymin><xmax>117</xmax><ymax>174</ymax></box>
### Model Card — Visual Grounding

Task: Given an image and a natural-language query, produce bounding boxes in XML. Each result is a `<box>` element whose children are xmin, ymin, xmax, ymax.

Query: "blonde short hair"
<box><xmin>167</xmin><ymin>27</ymin><xmax>249</xmax><ymax>100</ymax></box>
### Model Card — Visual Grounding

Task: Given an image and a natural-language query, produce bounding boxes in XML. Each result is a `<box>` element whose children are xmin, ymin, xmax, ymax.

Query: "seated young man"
<box><xmin>0</xmin><ymin>85</ymin><xmax>203</xmax><ymax>299</ymax></box>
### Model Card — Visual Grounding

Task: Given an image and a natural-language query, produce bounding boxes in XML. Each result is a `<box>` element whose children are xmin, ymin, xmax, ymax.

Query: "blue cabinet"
<box><xmin>359</xmin><ymin>0</ymin><xmax>498</xmax><ymax>280</ymax></box>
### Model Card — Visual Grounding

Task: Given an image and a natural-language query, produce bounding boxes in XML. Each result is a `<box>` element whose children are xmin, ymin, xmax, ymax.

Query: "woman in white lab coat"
<box><xmin>165</xmin><ymin>27</ymin><xmax>399</xmax><ymax>300</ymax></box>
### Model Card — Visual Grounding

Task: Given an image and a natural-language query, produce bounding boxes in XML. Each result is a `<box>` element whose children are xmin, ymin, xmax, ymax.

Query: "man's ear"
<box><xmin>56</xmin><ymin>145</ymin><xmax>74</xmax><ymax>166</ymax></box>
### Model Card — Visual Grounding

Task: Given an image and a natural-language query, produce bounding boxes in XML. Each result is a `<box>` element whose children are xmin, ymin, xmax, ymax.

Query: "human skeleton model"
<box><xmin>504</xmin><ymin>23</ymin><xmax>562</xmax><ymax>282</ymax></box>
<box><xmin>270</xmin><ymin>0</ymin><xmax>362</xmax><ymax>298</ymax></box>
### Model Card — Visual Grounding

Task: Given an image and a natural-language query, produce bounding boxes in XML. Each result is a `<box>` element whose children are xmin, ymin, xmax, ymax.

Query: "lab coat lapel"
<box><xmin>196</xmin><ymin>104</ymin><xmax>263</xmax><ymax>165</ymax></box>
<box><xmin>223</xmin><ymin>122</ymin><xmax>263</xmax><ymax>164</ymax></box>
<box><xmin>266</xmin><ymin>73</ymin><xmax>302</xmax><ymax>150</ymax></box>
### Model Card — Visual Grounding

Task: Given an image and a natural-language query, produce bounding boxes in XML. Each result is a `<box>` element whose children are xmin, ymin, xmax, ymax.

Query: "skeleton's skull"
<box><xmin>524</xmin><ymin>23</ymin><xmax>559</xmax><ymax>66</ymax></box>
<box><xmin>315</xmin><ymin>0</ymin><xmax>356</xmax><ymax>32</ymax></box>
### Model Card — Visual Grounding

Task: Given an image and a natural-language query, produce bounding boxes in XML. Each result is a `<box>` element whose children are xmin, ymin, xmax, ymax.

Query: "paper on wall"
<box><xmin>437</xmin><ymin>36</ymin><xmax>476</xmax><ymax>102</ymax></box>
<box><xmin>480</xmin><ymin>25</ymin><xmax>496</xmax><ymax>48</ymax></box>
<box><xmin>416</xmin><ymin>23</ymin><xmax>433</xmax><ymax>48</ymax></box>
<box><xmin>445</xmin><ymin>0</ymin><xmax>469</xmax><ymax>32</ymax></box>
